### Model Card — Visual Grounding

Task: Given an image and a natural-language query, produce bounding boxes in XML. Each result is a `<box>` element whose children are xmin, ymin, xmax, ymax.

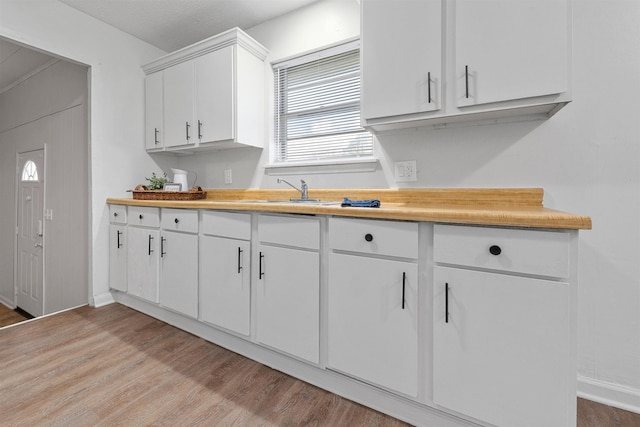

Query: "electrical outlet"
<box><xmin>224</xmin><ymin>169</ymin><xmax>232</xmax><ymax>184</ymax></box>
<box><xmin>394</xmin><ymin>161</ymin><xmax>417</xmax><ymax>182</ymax></box>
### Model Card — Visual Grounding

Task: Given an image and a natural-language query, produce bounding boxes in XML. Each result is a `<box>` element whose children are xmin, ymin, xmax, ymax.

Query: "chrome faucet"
<box><xmin>277</xmin><ymin>178</ymin><xmax>310</xmax><ymax>200</ymax></box>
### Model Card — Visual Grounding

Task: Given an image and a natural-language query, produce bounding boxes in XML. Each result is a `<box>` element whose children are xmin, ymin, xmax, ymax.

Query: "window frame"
<box><xmin>271</xmin><ymin>39</ymin><xmax>374</xmax><ymax>167</ymax></box>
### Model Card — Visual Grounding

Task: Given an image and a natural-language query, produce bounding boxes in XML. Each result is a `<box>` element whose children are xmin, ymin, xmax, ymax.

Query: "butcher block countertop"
<box><xmin>107</xmin><ymin>188</ymin><xmax>592</xmax><ymax>230</ymax></box>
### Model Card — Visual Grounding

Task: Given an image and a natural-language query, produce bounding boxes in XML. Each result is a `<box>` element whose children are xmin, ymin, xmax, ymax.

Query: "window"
<box><xmin>21</xmin><ymin>160</ymin><xmax>38</xmax><ymax>182</ymax></box>
<box><xmin>273</xmin><ymin>40</ymin><xmax>373</xmax><ymax>164</ymax></box>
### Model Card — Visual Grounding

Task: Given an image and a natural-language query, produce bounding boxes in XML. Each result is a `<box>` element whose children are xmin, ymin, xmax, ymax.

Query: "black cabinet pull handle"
<box><xmin>402</xmin><ymin>272</ymin><xmax>406</xmax><ymax>310</ymax></box>
<box><xmin>113</xmin><ymin>212</ymin><xmax>118</xmax><ymax>217</ymax></box>
<box><xmin>237</xmin><ymin>247</ymin><xmax>243</xmax><ymax>274</ymax></box>
<box><xmin>445</xmin><ymin>282</ymin><xmax>449</xmax><ymax>323</ymax></box>
<box><xmin>489</xmin><ymin>245</ymin><xmax>502</xmax><ymax>256</ymax></box>
<box><xmin>427</xmin><ymin>71</ymin><xmax>432</xmax><ymax>104</ymax></box>
<box><xmin>174</xmin><ymin>218</ymin><xmax>179</xmax><ymax>224</ymax></box>
<box><xmin>186</xmin><ymin>121</ymin><xmax>191</xmax><ymax>140</ymax></box>
<box><xmin>161</xmin><ymin>236</ymin><xmax>166</xmax><ymax>257</ymax></box>
<box><xmin>117</xmin><ymin>230</ymin><xmax>123</xmax><ymax>249</ymax></box>
<box><xmin>465</xmin><ymin>65</ymin><xmax>470</xmax><ymax>99</ymax></box>
<box><xmin>259</xmin><ymin>252</ymin><xmax>264</xmax><ymax>279</ymax></box>
<box><xmin>198</xmin><ymin>120</ymin><xmax>203</xmax><ymax>139</ymax></box>
<box><xmin>148</xmin><ymin>234</ymin><xmax>154</xmax><ymax>255</ymax></box>
<box><xmin>365</xmin><ymin>233</ymin><xmax>373</xmax><ymax>242</ymax></box>
<box><xmin>139</xmin><ymin>214</ymin><xmax>143</xmax><ymax>220</ymax></box>
<box><xmin>154</xmin><ymin>128</ymin><xmax>159</xmax><ymax>144</ymax></box>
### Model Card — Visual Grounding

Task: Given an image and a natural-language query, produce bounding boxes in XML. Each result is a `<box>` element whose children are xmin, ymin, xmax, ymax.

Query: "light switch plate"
<box><xmin>224</xmin><ymin>169</ymin><xmax>232</xmax><ymax>184</ymax></box>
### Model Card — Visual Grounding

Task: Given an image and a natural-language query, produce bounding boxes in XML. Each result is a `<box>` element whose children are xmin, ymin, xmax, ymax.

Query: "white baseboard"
<box><xmin>578</xmin><ymin>375</ymin><xmax>640</xmax><ymax>414</ymax></box>
<box><xmin>91</xmin><ymin>291</ymin><xmax>115</xmax><ymax>308</ymax></box>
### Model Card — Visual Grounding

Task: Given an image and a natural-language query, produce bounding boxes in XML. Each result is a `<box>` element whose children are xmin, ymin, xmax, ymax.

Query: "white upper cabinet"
<box><xmin>361</xmin><ymin>0</ymin><xmax>442</xmax><ymax>119</ymax></box>
<box><xmin>361</xmin><ymin>0</ymin><xmax>571</xmax><ymax>131</ymax></box>
<box><xmin>195</xmin><ymin>46</ymin><xmax>235</xmax><ymax>144</ymax></box>
<box><xmin>143</xmin><ymin>28</ymin><xmax>268</xmax><ymax>152</ymax></box>
<box><xmin>144</xmin><ymin>72</ymin><xmax>163</xmax><ymax>150</ymax></box>
<box><xmin>163</xmin><ymin>60</ymin><xmax>196</xmax><ymax>148</ymax></box>
<box><xmin>455</xmin><ymin>0</ymin><xmax>568</xmax><ymax>107</ymax></box>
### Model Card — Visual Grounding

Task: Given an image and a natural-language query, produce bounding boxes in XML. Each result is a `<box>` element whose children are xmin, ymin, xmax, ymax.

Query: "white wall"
<box><xmin>0</xmin><ymin>0</ymin><xmax>167</xmax><ymax>307</ymax></box>
<box><xmin>174</xmin><ymin>0</ymin><xmax>640</xmax><ymax>411</ymax></box>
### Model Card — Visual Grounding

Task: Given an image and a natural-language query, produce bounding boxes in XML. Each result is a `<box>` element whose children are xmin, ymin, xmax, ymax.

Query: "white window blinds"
<box><xmin>273</xmin><ymin>43</ymin><xmax>373</xmax><ymax>164</ymax></box>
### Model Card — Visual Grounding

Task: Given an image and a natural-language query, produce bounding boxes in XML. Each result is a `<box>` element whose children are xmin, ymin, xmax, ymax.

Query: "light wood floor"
<box><xmin>1</xmin><ymin>304</ymin><xmax>638</xmax><ymax>426</ymax></box>
<box><xmin>0</xmin><ymin>304</ymin><xmax>30</xmax><ymax>328</ymax></box>
<box><xmin>0</xmin><ymin>304</ymin><xmax>407</xmax><ymax>426</ymax></box>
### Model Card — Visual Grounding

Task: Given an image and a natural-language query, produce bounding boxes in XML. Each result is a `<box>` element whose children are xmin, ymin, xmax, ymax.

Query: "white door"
<box><xmin>196</xmin><ymin>46</ymin><xmax>235</xmax><ymax>143</ymax></box>
<box><xmin>433</xmin><ymin>266</ymin><xmax>570</xmax><ymax>427</ymax></box>
<box><xmin>255</xmin><ymin>244</ymin><xmax>320</xmax><ymax>364</ymax></box>
<box><xmin>200</xmin><ymin>236</ymin><xmax>250</xmax><ymax>335</ymax></box>
<box><xmin>328</xmin><ymin>253</ymin><xmax>418</xmax><ymax>397</ymax></box>
<box><xmin>16</xmin><ymin>149</ymin><xmax>45</xmax><ymax>317</ymax></box>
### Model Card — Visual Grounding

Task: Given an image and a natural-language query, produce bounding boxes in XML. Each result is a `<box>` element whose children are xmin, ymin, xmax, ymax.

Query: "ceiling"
<box><xmin>0</xmin><ymin>0</ymin><xmax>319</xmax><ymax>94</ymax></box>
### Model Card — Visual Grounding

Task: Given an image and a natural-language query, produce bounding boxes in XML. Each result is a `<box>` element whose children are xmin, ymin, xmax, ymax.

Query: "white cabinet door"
<box><xmin>127</xmin><ymin>227</ymin><xmax>159</xmax><ymax>303</ymax></box>
<box><xmin>108</xmin><ymin>225</ymin><xmax>127</xmax><ymax>291</ymax></box>
<box><xmin>160</xmin><ymin>231</ymin><xmax>198</xmax><ymax>317</ymax></box>
<box><xmin>256</xmin><ymin>244</ymin><xmax>319</xmax><ymax>364</ymax></box>
<box><xmin>196</xmin><ymin>46</ymin><xmax>235</xmax><ymax>143</ymax></box>
<box><xmin>328</xmin><ymin>253</ymin><xmax>418</xmax><ymax>397</ymax></box>
<box><xmin>433</xmin><ymin>266</ymin><xmax>570</xmax><ymax>427</ymax></box>
<box><xmin>200</xmin><ymin>236</ymin><xmax>250</xmax><ymax>335</ymax></box>
<box><xmin>163</xmin><ymin>60</ymin><xmax>195</xmax><ymax>147</ymax></box>
<box><xmin>144</xmin><ymin>72</ymin><xmax>163</xmax><ymax>150</ymax></box>
<box><xmin>455</xmin><ymin>0</ymin><xmax>568</xmax><ymax>107</ymax></box>
<box><xmin>361</xmin><ymin>0</ymin><xmax>442</xmax><ymax>119</ymax></box>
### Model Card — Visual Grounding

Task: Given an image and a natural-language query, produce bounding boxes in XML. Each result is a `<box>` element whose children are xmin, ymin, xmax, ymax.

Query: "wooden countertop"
<box><xmin>107</xmin><ymin>188</ymin><xmax>592</xmax><ymax>230</ymax></box>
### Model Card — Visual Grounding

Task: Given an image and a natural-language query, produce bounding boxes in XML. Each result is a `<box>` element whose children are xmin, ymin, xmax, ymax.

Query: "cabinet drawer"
<box><xmin>433</xmin><ymin>224</ymin><xmax>570</xmax><ymax>278</ymax></box>
<box><xmin>128</xmin><ymin>206</ymin><xmax>160</xmax><ymax>228</ymax></box>
<box><xmin>329</xmin><ymin>218</ymin><xmax>418</xmax><ymax>259</ymax></box>
<box><xmin>258</xmin><ymin>214</ymin><xmax>319</xmax><ymax>250</ymax></box>
<box><xmin>202</xmin><ymin>211</ymin><xmax>251</xmax><ymax>240</ymax></box>
<box><xmin>161</xmin><ymin>208</ymin><xmax>198</xmax><ymax>233</ymax></box>
<box><xmin>109</xmin><ymin>205</ymin><xmax>127</xmax><ymax>224</ymax></box>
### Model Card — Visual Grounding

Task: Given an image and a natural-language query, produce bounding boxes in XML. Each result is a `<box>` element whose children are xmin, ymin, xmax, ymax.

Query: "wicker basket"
<box><xmin>128</xmin><ymin>185</ymin><xmax>206</xmax><ymax>200</ymax></box>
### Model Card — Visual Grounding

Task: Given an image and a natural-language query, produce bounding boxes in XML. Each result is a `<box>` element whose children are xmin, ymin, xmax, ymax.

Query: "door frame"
<box><xmin>14</xmin><ymin>144</ymin><xmax>47</xmax><ymax>316</ymax></box>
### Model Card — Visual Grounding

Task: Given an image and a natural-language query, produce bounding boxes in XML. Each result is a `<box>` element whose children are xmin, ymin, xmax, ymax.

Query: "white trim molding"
<box><xmin>578</xmin><ymin>375</ymin><xmax>640</xmax><ymax>415</ymax></box>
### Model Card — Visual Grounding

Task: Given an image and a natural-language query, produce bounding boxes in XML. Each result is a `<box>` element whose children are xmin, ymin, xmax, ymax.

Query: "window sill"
<box><xmin>264</xmin><ymin>158</ymin><xmax>379</xmax><ymax>175</ymax></box>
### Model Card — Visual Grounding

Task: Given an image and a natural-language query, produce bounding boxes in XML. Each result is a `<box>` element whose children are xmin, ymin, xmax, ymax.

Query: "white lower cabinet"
<box><xmin>200</xmin><ymin>211</ymin><xmax>251</xmax><ymax>336</ymax></box>
<box><xmin>126</xmin><ymin>206</ymin><xmax>160</xmax><ymax>302</ymax></box>
<box><xmin>159</xmin><ymin>209</ymin><xmax>199</xmax><ymax>318</ymax></box>
<box><xmin>108</xmin><ymin>224</ymin><xmax>127</xmax><ymax>291</ymax></box>
<box><xmin>328</xmin><ymin>253</ymin><xmax>418</xmax><ymax>397</ymax></box>
<box><xmin>327</xmin><ymin>217</ymin><xmax>420</xmax><ymax>397</ymax></box>
<box><xmin>255</xmin><ymin>214</ymin><xmax>320</xmax><ymax>364</ymax></box>
<box><xmin>107</xmin><ymin>204</ymin><xmax>580</xmax><ymax>427</ymax></box>
<box><xmin>433</xmin><ymin>224</ymin><xmax>573</xmax><ymax>427</ymax></box>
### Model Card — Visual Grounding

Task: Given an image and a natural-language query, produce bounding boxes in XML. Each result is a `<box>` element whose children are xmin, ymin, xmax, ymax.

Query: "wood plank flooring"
<box><xmin>1</xmin><ymin>303</ymin><xmax>638</xmax><ymax>426</ymax></box>
<box><xmin>0</xmin><ymin>304</ymin><xmax>407</xmax><ymax>426</ymax></box>
<box><xmin>0</xmin><ymin>304</ymin><xmax>29</xmax><ymax>328</ymax></box>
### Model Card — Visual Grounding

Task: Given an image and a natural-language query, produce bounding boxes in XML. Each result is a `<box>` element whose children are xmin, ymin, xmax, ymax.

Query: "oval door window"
<box><xmin>21</xmin><ymin>160</ymin><xmax>39</xmax><ymax>182</ymax></box>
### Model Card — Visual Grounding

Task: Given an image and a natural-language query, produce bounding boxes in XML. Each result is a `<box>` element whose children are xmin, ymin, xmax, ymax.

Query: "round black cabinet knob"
<box><xmin>113</xmin><ymin>212</ymin><xmax>118</xmax><ymax>217</ymax></box>
<box><xmin>174</xmin><ymin>218</ymin><xmax>179</xmax><ymax>224</ymax></box>
<box><xmin>489</xmin><ymin>245</ymin><xmax>502</xmax><ymax>256</ymax></box>
<box><xmin>139</xmin><ymin>214</ymin><xmax>144</xmax><ymax>220</ymax></box>
<box><xmin>365</xmin><ymin>233</ymin><xmax>373</xmax><ymax>242</ymax></box>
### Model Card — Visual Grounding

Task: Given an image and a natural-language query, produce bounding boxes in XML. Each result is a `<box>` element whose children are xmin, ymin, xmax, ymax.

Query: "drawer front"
<box><xmin>128</xmin><ymin>206</ymin><xmax>160</xmax><ymax>228</ymax></box>
<box><xmin>161</xmin><ymin>208</ymin><xmax>198</xmax><ymax>233</ymax></box>
<box><xmin>258</xmin><ymin>214</ymin><xmax>319</xmax><ymax>250</ymax></box>
<box><xmin>329</xmin><ymin>217</ymin><xmax>419</xmax><ymax>259</ymax></box>
<box><xmin>202</xmin><ymin>211</ymin><xmax>251</xmax><ymax>240</ymax></box>
<box><xmin>109</xmin><ymin>205</ymin><xmax>127</xmax><ymax>224</ymax></box>
<box><xmin>433</xmin><ymin>224</ymin><xmax>570</xmax><ymax>278</ymax></box>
